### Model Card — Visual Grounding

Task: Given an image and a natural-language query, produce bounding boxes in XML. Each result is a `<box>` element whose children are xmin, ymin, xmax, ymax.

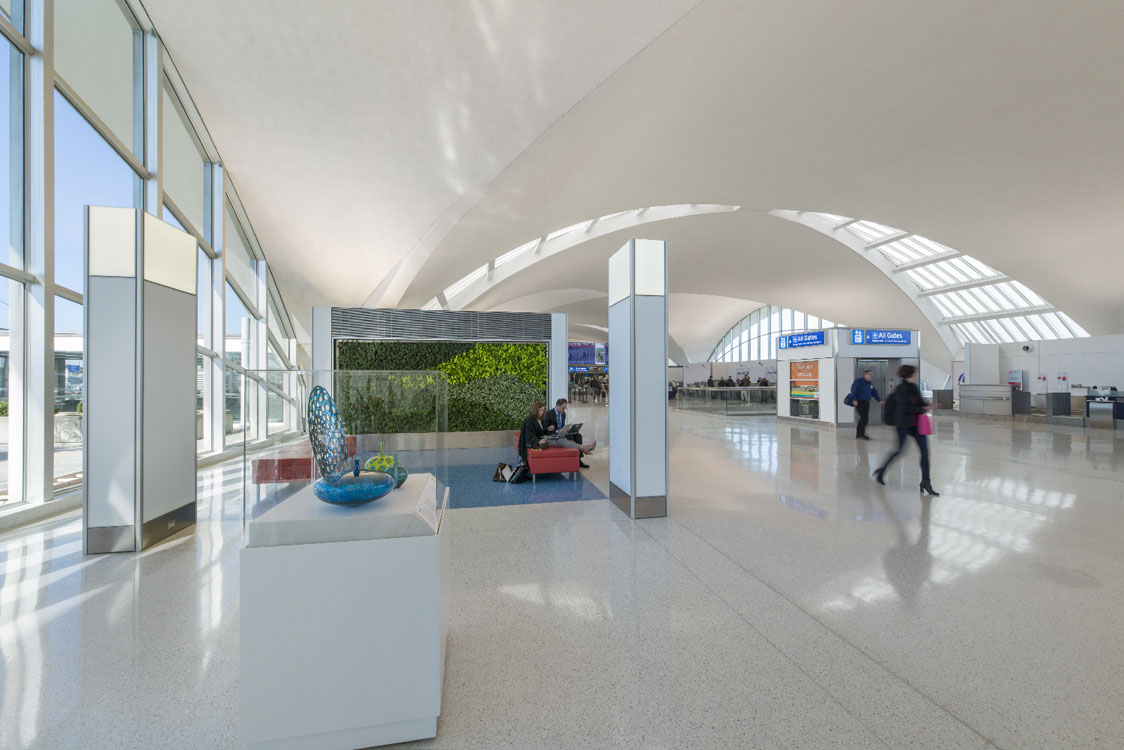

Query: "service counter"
<box><xmin>960</xmin><ymin>384</ymin><xmax>1015</xmax><ymax>416</ymax></box>
<box><xmin>1086</xmin><ymin>396</ymin><xmax>1124</xmax><ymax>428</ymax></box>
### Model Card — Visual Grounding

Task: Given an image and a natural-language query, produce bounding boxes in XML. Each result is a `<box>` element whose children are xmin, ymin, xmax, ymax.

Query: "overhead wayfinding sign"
<box><xmin>852</xmin><ymin>329</ymin><xmax>911</xmax><ymax>345</ymax></box>
<box><xmin>778</xmin><ymin>331</ymin><xmax>825</xmax><ymax>350</ymax></box>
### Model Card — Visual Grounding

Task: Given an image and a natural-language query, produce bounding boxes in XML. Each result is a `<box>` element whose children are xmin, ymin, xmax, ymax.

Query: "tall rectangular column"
<box><xmin>84</xmin><ymin>207</ymin><xmax>198</xmax><ymax>553</ymax></box>
<box><xmin>549</xmin><ymin>312</ymin><xmax>569</xmax><ymax>406</ymax></box>
<box><xmin>608</xmin><ymin>239</ymin><xmax>668</xmax><ymax>519</ymax></box>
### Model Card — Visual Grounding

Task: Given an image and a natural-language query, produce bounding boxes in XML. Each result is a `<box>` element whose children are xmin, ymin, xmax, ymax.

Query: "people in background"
<box><xmin>542</xmin><ymin>398</ymin><xmax>595</xmax><ymax>468</ymax></box>
<box><xmin>526</xmin><ymin>399</ymin><xmax>597</xmax><ymax>468</ymax></box>
<box><xmin>757</xmin><ymin>376</ymin><xmax>770</xmax><ymax>386</ymax></box>
<box><xmin>707</xmin><ymin>375</ymin><xmax>715</xmax><ymax>388</ymax></box>
<box><xmin>874</xmin><ymin>364</ymin><xmax>939</xmax><ymax>496</ymax></box>
<box><xmin>519</xmin><ymin>401</ymin><xmax>549</xmax><ymax>465</ymax></box>
<box><xmin>849</xmin><ymin>369</ymin><xmax>884</xmax><ymax>440</ymax></box>
<box><xmin>591</xmin><ymin>377</ymin><xmax>603</xmax><ymax>403</ymax></box>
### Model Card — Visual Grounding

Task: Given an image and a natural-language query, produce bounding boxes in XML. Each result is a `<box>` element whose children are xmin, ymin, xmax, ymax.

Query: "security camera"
<box><xmin>1021</xmin><ymin>344</ymin><xmax>1034</xmax><ymax>353</ymax></box>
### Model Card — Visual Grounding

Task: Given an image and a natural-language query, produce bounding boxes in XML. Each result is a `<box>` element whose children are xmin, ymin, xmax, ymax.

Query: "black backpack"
<box><xmin>883</xmin><ymin>387</ymin><xmax>902</xmax><ymax>426</ymax></box>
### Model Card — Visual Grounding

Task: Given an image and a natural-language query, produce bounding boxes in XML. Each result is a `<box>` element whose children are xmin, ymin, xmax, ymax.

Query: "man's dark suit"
<box><xmin>542</xmin><ymin>408</ymin><xmax>582</xmax><ymax>446</ymax></box>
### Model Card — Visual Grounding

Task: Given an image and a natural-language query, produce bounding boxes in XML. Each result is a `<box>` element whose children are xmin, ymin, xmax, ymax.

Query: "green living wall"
<box><xmin>336</xmin><ymin>340</ymin><xmax>548</xmax><ymax>432</ymax></box>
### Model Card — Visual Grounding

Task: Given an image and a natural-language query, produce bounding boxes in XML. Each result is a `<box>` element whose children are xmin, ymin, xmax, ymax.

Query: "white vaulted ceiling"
<box><xmin>141</xmin><ymin>0</ymin><xmax>702</xmax><ymax>330</ymax></box>
<box><xmin>144</xmin><ymin>1</ymin><xmax>1124</xmax><ymax>365</ymax></box>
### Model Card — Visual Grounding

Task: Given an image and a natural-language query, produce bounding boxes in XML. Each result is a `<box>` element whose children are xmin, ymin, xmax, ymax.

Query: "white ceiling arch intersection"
<box><xmin>414</xmin><ymin>203</ymin><xmax>740</xmax><ymax>311</ymax></box>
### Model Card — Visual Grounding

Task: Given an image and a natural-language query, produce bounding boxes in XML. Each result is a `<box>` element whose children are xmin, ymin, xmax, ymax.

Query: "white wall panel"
<box><xmin>143</xmin><ymin>213</ymin><xmax>197</xmax><ymax>294</ymax></box>
<box><xmin>85</xmin><ymin>277</ymin><xmax>136</xmax><ymax>528</ymax></box>
<box><xmin>634</xmin><ymin>295</ymin><xmax>667</xmax><ymax>498</ymax></box>
<box><xmin>87</xmin><ymin>206</ymin><xmax>136</xmax><ymax>277</ymax></box>
<box><xmin>142</xmin><ymin>284</ymin><xmax>197</xmax><ymax>523</ymax></box>
<box><xmin>608</xmin><ymin>300</ymin><xmax>631</xmax><ymax>493</ymax></box>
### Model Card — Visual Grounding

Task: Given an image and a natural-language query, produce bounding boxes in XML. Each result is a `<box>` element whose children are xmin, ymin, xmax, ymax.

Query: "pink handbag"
<box><xmin>917</xmin><ymin>412</ymin><xmax>933</xmax><ymax>436</ymax></box>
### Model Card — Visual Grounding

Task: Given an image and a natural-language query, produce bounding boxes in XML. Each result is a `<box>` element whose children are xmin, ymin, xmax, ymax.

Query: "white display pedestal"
<box><xmin>240</xmin><ymin>474</ymin><xmax>449</xmax><ymax>750</ymax></box>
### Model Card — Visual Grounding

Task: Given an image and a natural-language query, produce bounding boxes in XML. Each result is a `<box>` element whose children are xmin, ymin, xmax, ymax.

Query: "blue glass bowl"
<box><xmin>313</xmin><ymin>472</ymin><xmax>395</xmax><ymax>506</ymax></box>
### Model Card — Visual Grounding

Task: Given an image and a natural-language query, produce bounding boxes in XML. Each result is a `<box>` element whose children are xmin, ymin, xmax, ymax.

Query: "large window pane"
<box><xmin>1</xmin><ymin>0</ymin><xmax>24</xmax><ymax>33</ymax></box>
<box><xmin>224</xmin><ymin>201</ymin><xmax>257</xmax><ymax>305</ymax></box>
<box><xmin>267</xmin><ymin>296</ymin><xmax>286</xmax><ymax>345</ymax></box>
<box><xmin>0</xmin><ymin>279</ymin><xmax>20</xmax><ymax>505</ymax></box>
<box><xmin>54</xmin><ymin>0</ymin><xmax>140</xmax><ymax>154</ymax></box>
<box><xmin>266</xmin><ymin>344</ymin><xmax>286</xmax><ymax>436</ymax></box>
<box><xmin>53</xmin><ymin>296</ymin><xmax>83</xmax><ymax>493</ymax></box>
<box><xmin>54</xmin><ymin>90</ymin><xmax>140</xmax><ymax>292</ymax></box>
<box><xmin>162</xmin><ymin>82</ymin><xmax>206</xmax><ymax>231</ymax></box>
<box><xmin>2</xmin><ymin>38</ymin><xmax>22</xmax><ymax>268</ymax></box>
<box><xmin>225</xmin><ymin>282</ymin><xmax>251</xmax><ymax>364</ymax></box>
<box><xmin>198</xmin><ymin>248</ymin><xmax>210</xmax><ymax>348</ymax></box>
<box><xmin>224</xmin><ymin>367</ymin><xmax>244</xmax><ymax>447</ymax></box>
<box><xmin>224</xmin><ymin>284</ymin><xmax>255</xmax><ymax>448</ymax></box>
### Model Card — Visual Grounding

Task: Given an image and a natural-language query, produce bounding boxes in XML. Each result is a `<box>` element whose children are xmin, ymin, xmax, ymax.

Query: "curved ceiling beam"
<box><xmin>769</xmin><ymin>210</ymin><xmax>1089</xmax><ymax>357</ymax></box>
<box><xmin>418</xmin><ymin>204</ymin><xmax>740</xmax><ymax>311</ymax></box>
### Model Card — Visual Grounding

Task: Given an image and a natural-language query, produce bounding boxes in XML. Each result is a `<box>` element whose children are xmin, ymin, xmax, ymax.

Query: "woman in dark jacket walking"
<box><xmin>874</xmin><ymin>364</ymin><xmax>940</xmax><ymax>496</ymax></box>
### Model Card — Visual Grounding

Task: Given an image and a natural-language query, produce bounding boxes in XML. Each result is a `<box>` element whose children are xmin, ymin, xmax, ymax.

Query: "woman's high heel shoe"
<box><xmin>873</xmin><ymin>468</ymin><xmax>885</xmax><ymax>485</ymax></box>
<box><xmin>920</xmin><ymin>481</ymin><xmax>940</xmax><ymax>497</ymax></box>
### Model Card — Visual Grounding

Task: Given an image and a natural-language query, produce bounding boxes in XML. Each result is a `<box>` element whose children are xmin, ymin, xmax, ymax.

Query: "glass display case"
<box><xmin>239</xmin><ymin>369</ymin><xmax>449</xmax><ymax>542</ymax></box>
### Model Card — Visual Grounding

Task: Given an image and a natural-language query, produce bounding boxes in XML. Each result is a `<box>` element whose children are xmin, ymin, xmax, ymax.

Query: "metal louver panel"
<box><xmin>330</xmin><ymin>308</ymin><xmax>552</xmax><ymax>342</ymax></box>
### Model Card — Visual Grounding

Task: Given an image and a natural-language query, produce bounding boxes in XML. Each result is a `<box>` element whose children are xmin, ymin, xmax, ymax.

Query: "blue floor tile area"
<box><xmin>439</xmin><ymin>446</ymin><xmax>606</xmax><ymax>509</ymax></box>
<box><xmin>246</xmin><ymin>445</ymin><xmax>604</xmax><ymax>513</ymax></box>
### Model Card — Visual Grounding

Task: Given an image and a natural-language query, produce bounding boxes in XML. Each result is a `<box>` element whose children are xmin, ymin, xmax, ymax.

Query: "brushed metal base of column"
<box><xmin>87</xmin><ymin>525</ymin><xmax>136</xmax><ymax>554</ymax></box>
<box><xmin>140</xmin><ymin>501</ymin><xmax>196</xmax><ymax>550</ymax></box>
<box><xmin>609</xmin><ymin>482</ymin><xmax>667</xmax><ymax>519</ymax></box>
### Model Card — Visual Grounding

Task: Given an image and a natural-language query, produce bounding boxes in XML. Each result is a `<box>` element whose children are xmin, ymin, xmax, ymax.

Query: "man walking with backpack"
<box><xmin>848</xmin><ymin>369</ymin><xmax>883</xmax><ymax>440</ymax></box>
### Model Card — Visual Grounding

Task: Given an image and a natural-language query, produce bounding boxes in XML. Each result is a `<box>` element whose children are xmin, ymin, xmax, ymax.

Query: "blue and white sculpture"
<box><xmin>308</xmin><ymin>385</ymin><xmax>394</xmax><ymax>505</ymax></box>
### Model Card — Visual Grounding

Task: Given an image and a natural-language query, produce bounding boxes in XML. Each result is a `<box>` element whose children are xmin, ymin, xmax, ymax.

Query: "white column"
<box><xmin>549</xmin><ymin>313</ymin><xmax>568</xmax><ymax>407</ymax></box>
<box><xmin>84</xmin><ymin>208</ymin><xmax>197</xmax><ymax>553</ymax></box>
<box><xmin>607</xmin><ymin>239</ymin><xmax>668</xmax><ymax>519</ymax></box>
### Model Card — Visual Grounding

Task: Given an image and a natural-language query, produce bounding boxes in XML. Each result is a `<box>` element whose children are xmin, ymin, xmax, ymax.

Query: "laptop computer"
<box><xmin>543</xmin><ymin>422</ymin><xmax>582</xmax><ymax>441</ymax></box>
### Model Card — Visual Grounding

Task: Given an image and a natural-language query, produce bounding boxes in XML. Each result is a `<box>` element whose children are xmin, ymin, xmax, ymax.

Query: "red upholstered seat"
<box><xmin>512</xmin><ymin>432</ymin><xmax>580</xmax><ymax>479</ymax></box>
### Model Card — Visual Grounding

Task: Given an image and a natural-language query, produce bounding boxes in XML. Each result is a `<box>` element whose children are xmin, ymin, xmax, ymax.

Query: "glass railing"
<box><xmin>676</xmin><ymin>387</ymin><xmax>777</xmax><ymax>416</ymax></box>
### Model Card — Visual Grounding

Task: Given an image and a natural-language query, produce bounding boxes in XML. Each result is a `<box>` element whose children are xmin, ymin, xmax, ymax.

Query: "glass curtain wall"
<box><xmin>1</xmin><ymin>25</ymin><xmax>23</xmax><ymax>505</ymax></box>
<box><xmin>0</xmin><ymin>0</ymin><xmax>302</xmax><ymax>510</ymax></box>
<box><xmin>710</xmin><ymin>305</ymin><xmax>841</xmax><ymax>362</ymax></box>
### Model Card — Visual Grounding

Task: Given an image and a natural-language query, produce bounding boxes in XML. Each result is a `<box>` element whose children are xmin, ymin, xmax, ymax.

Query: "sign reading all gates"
<box><xmin>789</xmin><ymin>360</ymin><xmax>819</xmax><ymax>399</ymax></box>
<box><xmin>569</xmin><ymin>366</ymin><xmax>590</xmax><ymax>373</ymax></box>
<box><xmin>851</xmin><ymin>329</ymin><xmax>911</xmax><ymax>345</ymax></box>
<box><xmin>778</xmin><ymin>331</ymin><xmax>825</xmax><ymax>350</ymax></box>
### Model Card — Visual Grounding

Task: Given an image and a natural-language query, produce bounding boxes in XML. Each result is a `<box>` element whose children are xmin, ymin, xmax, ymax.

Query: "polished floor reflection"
<box><xmin>1</xmin><ymin>408</ymin><xmax>1122</xmax><ymax>748</ymax></box>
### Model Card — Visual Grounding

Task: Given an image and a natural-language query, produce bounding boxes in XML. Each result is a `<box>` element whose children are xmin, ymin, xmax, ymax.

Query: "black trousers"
<box><xmin>855</xmin><ymin>399</ymin><xmax>871</xmax><ymax>437</ymax></box>
<box><xmin>879</xmin><ymin>426</ymin><xmax>931</xmax><ymax>482</ymax></box>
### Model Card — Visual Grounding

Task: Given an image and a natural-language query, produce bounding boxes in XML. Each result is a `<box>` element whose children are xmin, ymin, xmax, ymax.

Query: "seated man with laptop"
<box><xmin>541</xmin><ymin>398</ymin><xmax>596</xmax><ymax>468</ymax></box>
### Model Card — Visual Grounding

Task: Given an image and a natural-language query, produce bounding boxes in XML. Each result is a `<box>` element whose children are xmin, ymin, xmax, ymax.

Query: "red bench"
<box><xmin>512</xmin><ymin>432</ymin><xmax>580</xmax><ymax>482</ymax></box>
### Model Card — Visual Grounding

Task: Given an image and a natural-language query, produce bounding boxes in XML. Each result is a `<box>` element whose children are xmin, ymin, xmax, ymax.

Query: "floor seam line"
<box><xmin>640</xmin><ymin>516</ymin><xmax>1005</xmax><ymax>750</ymax></box>
<box><xmin>633</xmin><ymin>518</ymin><xmax>897</xmax><ymax>750</ymax></box>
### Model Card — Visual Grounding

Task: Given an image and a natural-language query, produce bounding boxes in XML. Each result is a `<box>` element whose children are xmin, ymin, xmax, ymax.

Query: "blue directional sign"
<box><xmin>778</xmin><ymin>331</ymin><xmax>826</xmax><ymax>350</ymax></box>
<box><xmin>854</xmin><ymin>329</ymin><xmax>911</xmax><ymax>345</ymax></box>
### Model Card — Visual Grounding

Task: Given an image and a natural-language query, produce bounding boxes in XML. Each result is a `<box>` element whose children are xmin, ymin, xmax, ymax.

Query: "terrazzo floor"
<box><xmin>2</xmin><ymin>404</ymin><xmax>1124</xmax><ymax>748</ymax></box>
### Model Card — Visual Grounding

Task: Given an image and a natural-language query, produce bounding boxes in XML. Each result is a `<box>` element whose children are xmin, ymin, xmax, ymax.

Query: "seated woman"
<box><xmin>519</xmin><ymin>401</ymin><xmax>596</xmax><ymax>468</ymax></box>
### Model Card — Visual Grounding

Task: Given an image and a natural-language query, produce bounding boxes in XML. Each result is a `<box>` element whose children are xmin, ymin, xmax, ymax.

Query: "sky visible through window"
<box><xmin>54</xmin><ymin>89</ymin><xmax>137</xmax><ymax>293</ymax></box>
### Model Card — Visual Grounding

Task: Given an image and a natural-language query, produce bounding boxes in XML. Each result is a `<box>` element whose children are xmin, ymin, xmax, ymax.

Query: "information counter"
<box><xmin>775</xmin><ymin>328</ymin><xmax>921</xmax><ymax>428</ymax></box>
